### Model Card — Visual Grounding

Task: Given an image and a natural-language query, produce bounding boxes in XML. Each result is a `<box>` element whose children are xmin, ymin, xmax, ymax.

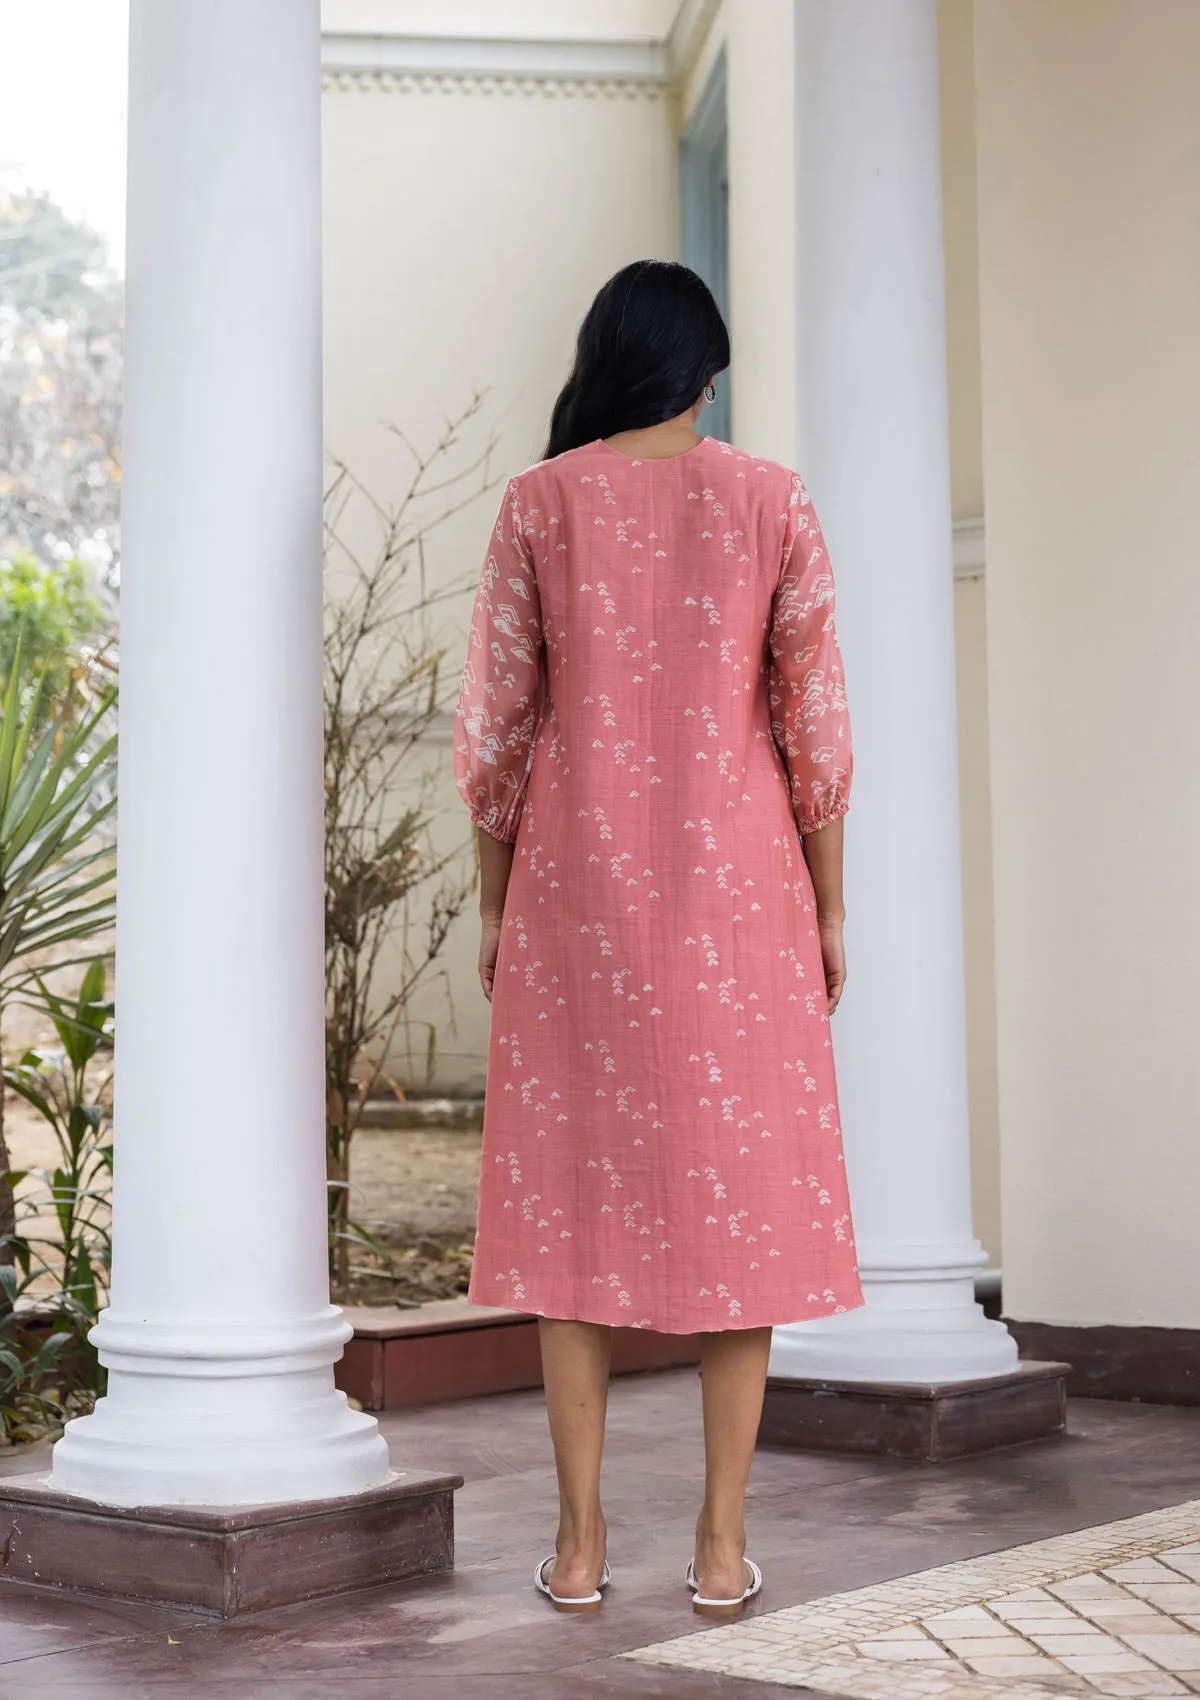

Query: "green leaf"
<box><xmin>2</xmin><ymin>1073</ymin><xmax>62</xmax><ymax>1130</ymax></box>
<box><xmin>0</xmin><ymin>630</ymin><xmax>28</xmax><ymax>823</ymax></box>
<box><xmin>78</xmin><ymin>957</ymin><xmax>105</xmax><ymax>1011</ymax></box>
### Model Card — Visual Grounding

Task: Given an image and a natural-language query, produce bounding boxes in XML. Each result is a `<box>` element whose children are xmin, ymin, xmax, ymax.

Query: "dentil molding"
<box><xmin>322</xmin><ymin>65</ymin><xmax>665</xmax><ymax>98</ymax></box>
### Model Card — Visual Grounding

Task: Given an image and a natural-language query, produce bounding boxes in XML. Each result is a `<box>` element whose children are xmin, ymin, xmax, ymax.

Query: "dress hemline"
<box><xmin>465</xmin><ymin>1281</ymin><xmax>867</xmax><ymax>1336</ymax></box>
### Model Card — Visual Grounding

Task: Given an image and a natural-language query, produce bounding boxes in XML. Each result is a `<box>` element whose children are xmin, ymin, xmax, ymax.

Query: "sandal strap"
<box><xmin>687</xmin><ymin>1555</ymin><xmax>762</xmax><ymax>1606</ymax></box>
<box><xmin>534</xmin><ymin>1553</ymin><xmax>609</xmax><ymax>1604</ymax></box>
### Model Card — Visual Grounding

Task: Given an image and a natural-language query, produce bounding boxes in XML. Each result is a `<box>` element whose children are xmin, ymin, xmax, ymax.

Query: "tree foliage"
<box><xmin>0</xmin><ymin>551</ymin><xmax>107</xmax><ymax>713</ymax></box>
<box><xmin>0</xmin><ymin>192</ymin><xmax>122</xmax><ymax>574</ymax></box>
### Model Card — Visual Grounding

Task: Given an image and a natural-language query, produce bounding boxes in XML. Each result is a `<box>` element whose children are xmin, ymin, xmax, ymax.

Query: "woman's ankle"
<box><xmin>557</xmin><ymin>1510</ymin><xmax>607</xmax><ymax>1554</ymax></box>
<box><xmin>695</xmin><ymin>1510</ymin><xmax>746</xmax><ymax>1554</ymax></box>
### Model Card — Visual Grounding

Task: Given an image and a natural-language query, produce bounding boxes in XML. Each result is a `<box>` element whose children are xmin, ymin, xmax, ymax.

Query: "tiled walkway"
<box><xmin>1</xmin><ymin>1369</ymin><xmax>1200</xmax><ymax>1698</ymax></box>
<box><xmin>628</xmin><ymin>1501</ymin><xmax>1200</xmax><ymax>1697</ymax></box>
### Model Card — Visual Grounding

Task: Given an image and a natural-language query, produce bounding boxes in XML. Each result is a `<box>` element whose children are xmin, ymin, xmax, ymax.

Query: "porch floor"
<box><xmin>2</xmin><ymin>1369</ymin><xmax>1200</xmax><ymax>1698</ymax></box>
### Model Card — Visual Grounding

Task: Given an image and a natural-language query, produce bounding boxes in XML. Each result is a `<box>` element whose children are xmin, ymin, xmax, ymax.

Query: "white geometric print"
<box><xmin>453</xmin><ymin>435</ymin><xmax>861</xmax><ymax>1333</ymax></box>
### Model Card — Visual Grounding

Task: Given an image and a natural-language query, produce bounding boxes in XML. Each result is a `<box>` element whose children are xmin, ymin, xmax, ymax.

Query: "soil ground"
<box><xmin>340</xmin><ymin>1124</ymin><xmax>482</xmax><ymax>1305</ymax></box>
<box><xmin>3</xmin><ymin>1085</ymin><xmax>483</xmax><ymax>1308</ymax></box>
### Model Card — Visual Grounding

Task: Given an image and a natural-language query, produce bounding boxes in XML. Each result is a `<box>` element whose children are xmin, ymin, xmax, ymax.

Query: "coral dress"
<box><xmin>453</xmin><ymin>436</ymin><xmax>863</xmax><ymax>1332</ymax></box>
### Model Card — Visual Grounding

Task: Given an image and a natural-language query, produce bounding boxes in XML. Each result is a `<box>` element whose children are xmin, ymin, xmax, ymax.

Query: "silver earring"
<box><xmin>703</xmin><ymin>382</ymin><xmax>716</xmax><ymax>403</ymax></box>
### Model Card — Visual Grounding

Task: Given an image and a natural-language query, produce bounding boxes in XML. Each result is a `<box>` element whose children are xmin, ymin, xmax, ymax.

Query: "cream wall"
<box><xmin>976</xmin><ymin>0</ymin><xmax>1200</xmax><ymax>1326</ymax></box>
<box><xmin>322</xmin><ymin>83</ymin><xmax>677</xmax><ymax>493</ymax></box>
<box><xmin>954</xmin><ymin>567</ymin><xmax>1000</xmax><ymax>1268</ymax></box>
<box><xmin>939</xmin><ymin>0</ymin><xmax>1000</xmax><ymax>1270</ymax></box>
<box><xmin>321</xmin><ymin>16</ymin><xmax>679</xmax><ymax>1091</ymax></box>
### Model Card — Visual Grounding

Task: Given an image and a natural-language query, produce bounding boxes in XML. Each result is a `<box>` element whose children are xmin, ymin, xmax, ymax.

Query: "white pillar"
<box><xmin>50</xmin><ymin>0</ymin><xmax>390</xmax><ymax>1504</ymax></box>
<box><xmin>770</xmin><ymin>0</ymin><xmax>1016</xmax><ymax>1385</ymax></box>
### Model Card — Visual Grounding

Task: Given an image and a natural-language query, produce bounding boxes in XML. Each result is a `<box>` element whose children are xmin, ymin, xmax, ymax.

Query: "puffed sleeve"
<box><xmin>453</xmin><ymin>477</ymin><xmax>546</xmax><ymax>844</ymax></box>
<box><xmin>766</xmin><ymin>473</ymin><xmax>852</xmax><ymax>835</ymax></box>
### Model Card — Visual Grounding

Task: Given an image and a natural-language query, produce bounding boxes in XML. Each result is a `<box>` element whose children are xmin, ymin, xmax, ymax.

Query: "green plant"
<box><xmin>2</xmin><ymin>960</ymin><xmax>113</xmax><ymax>1438</ymax></box>
<box><xmin>0</xmin><ymin>640</ymin><xmax>116</xmax><ymax>1312</ymax></box>
<box><xmin>0</xmin><ymin>1293</ymin><xmax>76</xmax><ymax>1443</ymax></box>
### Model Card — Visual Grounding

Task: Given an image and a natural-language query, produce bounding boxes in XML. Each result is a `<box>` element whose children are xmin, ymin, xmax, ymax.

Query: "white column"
<box><xmin>770</xmin><ymin>0</ymin><xmax>1016</xmax><ymax>1385</ymax></box>
<box><xmin>51</xmin><ymin>0</ymin><xmax>390</xmax><ymax>1504</ymax></box>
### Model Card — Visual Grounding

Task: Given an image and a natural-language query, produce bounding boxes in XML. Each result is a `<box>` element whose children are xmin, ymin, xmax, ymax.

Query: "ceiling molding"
<box><xmin>321</xmin><ymin>30</ymin><xmax>672</xmax><ymax>87</ymax></box>
<box><xmin>321</xmin><ymin>1</ymin><xmax>725</xmax><ymax>92</ymax></box>
<box><xmin>953</xmin><ymin>517</ymin><xmax>985</xmax><ymax>581</ymax></box>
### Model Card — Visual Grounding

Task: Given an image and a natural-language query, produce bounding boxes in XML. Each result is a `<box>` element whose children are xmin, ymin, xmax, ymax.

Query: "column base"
<box><xmin>0</xmin><ymin>1468</ymin><xmax>461</xmax><ymax>1617</ymax></box>
<box><xmin>768</xmin><ymin>1261</ymin><xmax>1021</xmax><ymax>1386</ymax></box>
<box><xmin>757</xmin><ymin>1361</ymin><xmax>1070</xmax><ymax>1461</ymax></box>
<box><xmin>49</xmin><ymin>1307</ymin><xmax>393</xmax><ymax>1506</ymax></box>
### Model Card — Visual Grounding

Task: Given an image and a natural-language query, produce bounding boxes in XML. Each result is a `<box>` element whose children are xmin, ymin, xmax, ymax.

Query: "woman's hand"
<box><xmin>818</xmin><ymin>912</ymin><xmax>847</xmax><ymax>1015</ymax></box>
<box><xmin>478</xmin><ymin>911</ymin><xmax>504</xmax><ymax>1002</ymax></box>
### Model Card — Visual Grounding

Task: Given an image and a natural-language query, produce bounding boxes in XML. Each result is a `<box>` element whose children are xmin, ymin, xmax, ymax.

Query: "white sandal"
<box><xmin>534</xmin><ymin>1553</ymin><xmax>612</xmax><ymax>1611</ymax></box>
<box><xmin>686</xmin><ymin>1555</ymin><xmax>762</xmax><ymax>1612</ymax></box>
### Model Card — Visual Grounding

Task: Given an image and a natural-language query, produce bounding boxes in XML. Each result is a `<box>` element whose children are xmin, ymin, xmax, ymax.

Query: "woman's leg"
<box><xmin>537</xmin><ymin>1318</ymin><xmax>614</xmax><ymax>1596</ymax></box>
<box><xmin>693</xmin><ymin>1326</ymin><xmax>773</xmax><ymax>1598</ymax></box>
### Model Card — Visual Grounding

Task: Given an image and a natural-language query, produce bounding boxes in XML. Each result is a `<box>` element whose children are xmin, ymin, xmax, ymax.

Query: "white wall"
<box><xmin>977</xmin><ymin>0</ymin><xmax>1200</xmax><ymax>1326</ymax></box>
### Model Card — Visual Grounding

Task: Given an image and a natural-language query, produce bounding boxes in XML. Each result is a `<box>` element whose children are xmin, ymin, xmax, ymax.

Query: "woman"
<box><xmin>453</xmin><ymin>260</ymin><xmax>862</xmax><ymax>1615</ymax></box>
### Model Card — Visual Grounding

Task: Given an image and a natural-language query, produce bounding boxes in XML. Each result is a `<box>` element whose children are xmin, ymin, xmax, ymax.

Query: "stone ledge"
<box><xmin>757</xmin><ymin>1360</ymin><xmax>1071</xmax><ymax>1462</ymax></box>
<box><xmin>1006</xmin><ymin>1319</ymin><xmax>1200</xmax><ymax>1405</ymax></box>
<box><xmin>336</xmin><ymin>1298</ymin><xmax>700</xmax><ymax>1410</ymax></box>
<box><xmin>0</xmin><ymin>1467</ymin><xmax>461</xmax><ymax>1617</ymax></box>
<box><xmin>356</xmin><ymin>1096</ymin><xmax>484</xmax><ymax>1130</ymax></box>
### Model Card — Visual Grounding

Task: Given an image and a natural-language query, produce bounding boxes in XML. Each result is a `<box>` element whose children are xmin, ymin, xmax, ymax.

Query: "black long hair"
<box><xmin>543</xmin><ymin>260</ymin><xmax>730</xmax><ymax>460</ymax></box>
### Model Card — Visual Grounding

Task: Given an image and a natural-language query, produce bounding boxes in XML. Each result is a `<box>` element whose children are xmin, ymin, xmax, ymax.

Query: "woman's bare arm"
<box><xmin>477</xmin><ymin>825</ymin><xmax>515</xmax><ymax>919</ymax></box>
<box><xmin>801</xmin><ymin>815</ymin><xmax>847</xmax><ymax>1013</ymax></box>
<box><xmin>474</xmin><ymin>826</ymin><xmax>516</xmax><ymax>1001</ymax></box>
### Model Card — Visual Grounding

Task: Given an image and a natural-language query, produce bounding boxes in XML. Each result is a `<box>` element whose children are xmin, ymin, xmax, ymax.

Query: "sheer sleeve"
<box><xmin>766</xmin><ymin>474</ymin><xmax>852</xmax><ymax>835</ymax></box>
<box><xmin>453</xmin><ymin>478</ymin><xmax>546</xmax><ymax>844</ymax></box>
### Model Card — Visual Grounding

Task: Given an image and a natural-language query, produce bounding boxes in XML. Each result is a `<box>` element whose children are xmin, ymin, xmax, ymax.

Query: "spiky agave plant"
<box><xmin>0</xmin><ymin>638</ymin><xmax>116</xmax><ymax>1291</ymax></box>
